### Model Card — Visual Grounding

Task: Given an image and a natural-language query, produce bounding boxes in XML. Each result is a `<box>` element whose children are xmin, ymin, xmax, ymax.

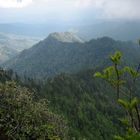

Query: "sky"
<box><xmin>0</xmin><ymin>0</ymin><xmax>140</xmax><ymax>24</ymax></box>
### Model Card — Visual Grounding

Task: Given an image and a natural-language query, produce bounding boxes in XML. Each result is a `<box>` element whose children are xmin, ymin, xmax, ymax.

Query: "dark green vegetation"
<box><xmin>95</xmin><ymin>51</ymin><xmax>140</xmax><ymax>139</ymax></box>
<box><xmin>0</xmin><ymin>69</ymin><xmax>68</xmax><ymax>140</ymax></box>
<box><xmin>3</xmin><ymin>33</ymin><xmax>140</xmax><ymax>79</ymax></box>
<box><xmin>1</xmin><ymin>34</ymin><xmax>140</xmax><ymax>140</ymax></box>
<box><xmin>39</xmin><ymin>70</ymin><xmax>124</xmax><ymax>140</ymax></box>
<box><xmin>0</xmin><ymin>67</ymin><xmax>125</xmax><ymax>140</ymax></box>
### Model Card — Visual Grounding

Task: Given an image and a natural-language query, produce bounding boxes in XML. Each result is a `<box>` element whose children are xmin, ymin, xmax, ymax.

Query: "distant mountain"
<box><xmin>0</xmin><ymin>21</ymin><xmax>140</xmax><ymax>41</ymax></box>
<box><xmin>3</xmin><ymin>32</ymin><xmax>140</xmax><ymax>79</ymax></box>
<box><xmin>0</xmin><ymin>23</ymin><xmax>69</xmax><ymax>37</ymax></box>
<box><xmin>0</xmin><ymin>46</ymin><xmax>17</xmax><ymax>64</ymax></box>
<box><xmin>47</xmin><ymin>32</ymin><xmax>83</xmax><ymax>43</ymax></box>
<box><xmin>0</xmin><ymin>32</ymin><xmax>40</xmax><ymax>52</ymax></box>
<box><xmin>76</xmin><ymin>21</ymin><xmax>140</xmax><ymax>42</ymax></box>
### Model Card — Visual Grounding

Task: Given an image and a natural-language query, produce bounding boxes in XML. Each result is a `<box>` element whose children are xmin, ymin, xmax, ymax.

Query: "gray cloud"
<box><xmin>80</xmin><ymin>0</ymin><xmax>140</xmax><ymax>20</ymax></box>
<box><xmin>0</xmin><ymin>0</ymin><xmax>139</xmax><ymax>23</ymax></box>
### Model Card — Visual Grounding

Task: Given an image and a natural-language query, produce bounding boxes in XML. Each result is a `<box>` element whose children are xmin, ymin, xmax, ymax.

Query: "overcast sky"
<box><xmin>0</xmin><ymin>0</ymin><xmax>139</xmax><ymax>24</ymax></box>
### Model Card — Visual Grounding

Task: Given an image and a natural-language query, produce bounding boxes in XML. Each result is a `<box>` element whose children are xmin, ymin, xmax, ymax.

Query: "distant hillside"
<box><xmin>76</xmin><ymin>21</ymin><xmax>140</xmax><ymax>42</ymax></box>
<box><xmin>0</xmin><ymin>21</ymin><xmax>140</xmax><ymax>41</ymax></box>
<box><xmin>0</xmin><ymin>32</ymin><xmax>39</xmax><ymax>52</ymax></box>
<box><xmin>3</xmin><ymin>32</ymin><xmax>140</xmax><ymax>79</ymax></box>
<box><xmin>0</xmin><ymin>46</ymin><xmax>17</xmax><ymax>64</ymax></box>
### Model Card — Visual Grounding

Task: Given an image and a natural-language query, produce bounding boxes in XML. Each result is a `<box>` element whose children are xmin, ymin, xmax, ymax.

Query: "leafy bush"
<box><xmin>0</xmin><ymin>81</ymin><xmax>68</xmax><ymax>140</ymax></box>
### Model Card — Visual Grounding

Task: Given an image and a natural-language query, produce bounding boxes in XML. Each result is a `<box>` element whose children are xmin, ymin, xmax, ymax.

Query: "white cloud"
<box><xmin>75</xmin><ymin>0</ymin><xmax>93</xmax><ymax>8</ymax></box>
<box><xmin>97</xmin><ymin>0</ymin><xmax>140</xmax><ymax>19</ymax></box>
<box><xmin>0</xmin><ymin>0</ymin><xmax>33</xmax><ymax>8</ymax></box>
<box><xmin>74</xmin><ymin>0</ymin><xmax>140</xmax><ymax>19</ymax></box>
<box><xmin>0</xmin><ymin>0</ymin><xmax>139</xmax><ymax>22</ymax></box>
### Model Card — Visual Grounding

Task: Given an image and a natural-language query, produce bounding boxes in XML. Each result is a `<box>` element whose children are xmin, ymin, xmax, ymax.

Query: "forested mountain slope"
<box><xmin>3</xmin><ymin>32</ymin><xmax>140</xmax><ymax>79</ymax></box>
<box><xmin>35</xmin><ymin>69</ymin><xmax>125</xmax><ymax>140</ymax></box>
<box><xmin>0</xmin><ymin>69</ymin><xmax>68</xmax><ymax>140</ymax></box>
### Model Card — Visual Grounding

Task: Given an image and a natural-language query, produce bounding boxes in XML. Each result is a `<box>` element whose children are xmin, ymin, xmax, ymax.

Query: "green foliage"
<box><xmin>94</xmin><ymin>65</ymin><xmax>126</xmax><ymax>89</ymax></box>
<box><xmin>38</xmin><ymin>71</ymin><xmax>124</xmax><ymax>140</ymax></box>
<box><xmin>114</xmin><ymin>128</ymin><xmax>140</xmax><ymax>140</ymax></box>
<box><xmin>0</xmin><ymin>81</ymin><xmax>68</xmax><ymax>140</ymax></box>
<box><xmin>118</xmin><ymin>98</ymin><xmax>138</xmax><ymax>111</ymax></box>
<box><xmin>124</xmin><ymin>67</ymin><xmax>139</xmax><ymax>79</ymax></box>
<box><xmin>110</xmin><ymin>51</ymin><xmax>122</xmax><ymax>65</ymax></box>
<box><xmin>94</xmin><ymin>66</ymin><xmax>115</xmax><ymax>80</ymax></box>
<box><xmin>95</xmin><ymin>51</ymin><xmax>140</xmax><ymax>139</ymax></box>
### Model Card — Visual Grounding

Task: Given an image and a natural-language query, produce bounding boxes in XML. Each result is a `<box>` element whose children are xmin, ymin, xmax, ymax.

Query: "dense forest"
<box><xmin>1</xmin><ymin>35</ymin><xmax>140</xmax><ymax>140</ymax></box>
<box><xmin>0</xmin><ymin>69</ymin><xmax>68</xmax><ymax>140</ymax></box>
<box><xmin>0</xmin><ymin>35</ymin><xmax>140</xmax><ymax>140</ymax></box>
<box><xmin>1</xmin><ymin>51</ymin><xmax>140</xmax><ymax>140</ymax></box>
<box><xmin>3</xmin><ymin>34</ymin><xmax>140</xmax><ymax>79</ymax></box>
<box><xmin>0</xmin><ymin>67</ymin><xmax>124</xmax><ymax>140</ymax></box>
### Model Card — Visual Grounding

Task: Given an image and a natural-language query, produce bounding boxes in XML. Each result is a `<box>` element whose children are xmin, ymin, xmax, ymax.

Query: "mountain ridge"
<box><xmin>3</xmin><ymin>32</ymin><xmax>140</xmax><ymax>79</ymax></box>
<box><xmin>46</xmin><ymin>32</ymin><xmax>84</xmax><ymax>43</ymax></box>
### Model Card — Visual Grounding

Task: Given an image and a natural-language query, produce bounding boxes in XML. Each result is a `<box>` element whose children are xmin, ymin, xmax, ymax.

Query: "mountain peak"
<box><xmin>47</xmin><ymin>32</ymin><xmax>83</xmax><ymax>43</ymax></box>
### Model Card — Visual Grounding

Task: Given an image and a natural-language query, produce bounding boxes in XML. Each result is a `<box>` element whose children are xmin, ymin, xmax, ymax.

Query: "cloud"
<box><xmin>74</xmin><ymin>0</ymin><xmax>140</xmax><ymax>20</ymax></box>
<box><xmin>1</xmin><ymin>0</ymin><xmax>139</xmax><ymax>20</ymax></box>
<box><xmin>75</xmin><ymin>0</ymin><xmax>93</xmax><ymax>8</ymax></box>
<box><xmin>98</xmin><ymin>0</ymin><xmax>140</xmax><ymax>19</ymax></box>
<box><xmin>0</xmin><ymin>0</ymin><xmax>33</xmax><ymax>8</ymax></box>
<box><xmin>0</xmin><ymin>0</ymin><xmax>139</xmax><ymax>23</ymax></box>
